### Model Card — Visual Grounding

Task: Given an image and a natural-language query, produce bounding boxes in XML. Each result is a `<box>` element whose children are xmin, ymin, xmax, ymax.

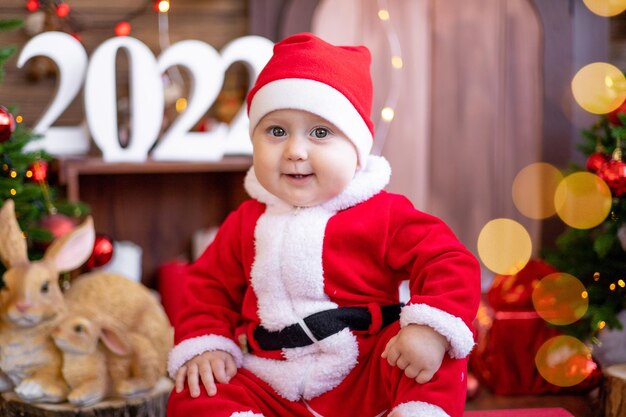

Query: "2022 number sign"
<box><xmin>17</xmin><ymin>32</ymin><xmax>274</xmax><ymax>162</ymax></box>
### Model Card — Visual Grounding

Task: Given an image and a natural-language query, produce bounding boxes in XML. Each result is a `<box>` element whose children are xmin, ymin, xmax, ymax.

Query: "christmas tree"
<box><xmin>543</xmin><ymin>104</ymin><xmax>626</xmax><ymax>342</ymax></box>
<box><xmin>0</xmin><ymin>18</ymin><xmax>89</xmax><ymax>279</ymax></box>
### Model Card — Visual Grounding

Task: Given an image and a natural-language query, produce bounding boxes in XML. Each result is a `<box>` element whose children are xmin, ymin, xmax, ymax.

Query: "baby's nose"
<box><xmin>284</xmin><ymin>137</ymin><xmax>308</xmax><ymax>160</ymax></box>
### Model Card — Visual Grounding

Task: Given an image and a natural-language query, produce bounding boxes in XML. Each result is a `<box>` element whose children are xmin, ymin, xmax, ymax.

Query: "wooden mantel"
<box><xmin>56</xmin><ymin>156</ymin><xmax>252</xmax><ymax>202</ymax></box>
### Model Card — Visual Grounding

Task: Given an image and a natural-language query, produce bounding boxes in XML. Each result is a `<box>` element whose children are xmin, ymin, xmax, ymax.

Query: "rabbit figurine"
<box><xmin>52</xmin><ymin>272</ymin><xmax>173</xmax><ymax>406</ymax></box>
<box><xmin>0</xmin><ymin>199</ymin><xmax>95</xmax><ymax>403</ymax></box>
<box><xmin>51</xmin><ymin>314</ymin><xmax>131</xmax><ymax>406</ymax></box>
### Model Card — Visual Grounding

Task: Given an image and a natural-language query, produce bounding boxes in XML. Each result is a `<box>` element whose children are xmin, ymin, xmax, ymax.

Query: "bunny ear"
<box><xmin>100</xmin><ymin>325</ymin><xmax>131</xmax><ymax>356</ymax></box>
<box><xmin>0</xmin><ymin>199</ymin><xmax>29</xmax><ymax>268</ymax></box>
<box><xmin>44</xmin><ymin>216</ymin><xmax>96</xmax><ymax>273</ymax></box>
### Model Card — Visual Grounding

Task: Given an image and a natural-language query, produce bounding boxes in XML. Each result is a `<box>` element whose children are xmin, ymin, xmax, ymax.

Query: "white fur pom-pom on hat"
<box><xmin>246</xmin><ymin>32</ymin><xmax>374</xmax><ymax>167</ymax></box>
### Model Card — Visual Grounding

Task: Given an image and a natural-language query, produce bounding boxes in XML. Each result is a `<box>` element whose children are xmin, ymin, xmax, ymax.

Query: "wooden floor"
<box><xmin>465</xmin><ymin>388</ymin><xmax>599</xmax><ymax>417</ymax></box>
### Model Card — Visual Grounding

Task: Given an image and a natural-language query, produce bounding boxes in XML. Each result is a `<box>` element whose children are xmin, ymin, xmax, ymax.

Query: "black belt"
<box><xmin>253</xmin><ymin>303</ymin><xmax>404</xmax><ymax>351</ymax></box>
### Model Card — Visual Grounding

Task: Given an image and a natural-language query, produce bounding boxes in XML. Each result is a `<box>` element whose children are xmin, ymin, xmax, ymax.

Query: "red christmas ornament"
<box><xmin>586</xmin><ymin>152</ymin><xmax>610</xmax><ymax>173</ymax></box>
<box><xmin>0</xmin><ymin>106</ymin><xmax>16</xmax><ymax>143</ymax></box>
<box><xmin>598</xmin><ymin>159</ymin><xmax>626</xmax><ymax>197</ymax></box>
<box><xmin>29</xmin><ymin>160</ymin><xmax>48</xmax><ymax>182</ymax></box>
<box><xmin>40</xmin><ymin>213</ymin><xmax>76</xmax><ymax>240</ymax></box>
<box><xmin>86</xmin><ymin>234</ymin><xmax>114</xmax><ymax>269</ymax></box>
<box><xmin>115</xmin><ymin>21</ymin><xmax>131</xmax><ymax>37</ymax></box>
<box><xmin>607</xmin><ymin>99</ymin><xmax>626</xmax><ymax>125</ymax></box>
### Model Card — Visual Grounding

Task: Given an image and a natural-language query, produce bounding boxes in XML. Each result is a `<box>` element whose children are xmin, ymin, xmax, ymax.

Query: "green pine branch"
<box><xmin>0</xmin><ymin>19</ymin><xmax>23</xmax><ymax>31</ymax></box>
<box><xmin>541</xmin><ymin>108</ymin><xmax>626</xmax><ymax>342</ymax></box>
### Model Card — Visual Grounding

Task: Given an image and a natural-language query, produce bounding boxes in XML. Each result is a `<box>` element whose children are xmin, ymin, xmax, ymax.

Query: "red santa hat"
<box><xmin>246</xmin><ymin>33</ymin><xmax>374</xmax><ymax>167</ymax></box>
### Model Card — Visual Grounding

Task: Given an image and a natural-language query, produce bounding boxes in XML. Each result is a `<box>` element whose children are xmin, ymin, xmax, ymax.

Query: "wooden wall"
<box><xmin>0</xmin><ymin>0</ymin><xmax>249</xmax><ymax>126</ymax></box>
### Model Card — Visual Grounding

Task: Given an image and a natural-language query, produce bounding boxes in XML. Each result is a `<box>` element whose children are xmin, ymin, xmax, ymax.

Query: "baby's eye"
<box><xmin>270</xmin><ymin>126</ymin><xmax>286</xmax><ymax>137</ymax></box>
<box><xmin>40</xmin><ymin>281</ymin><xmax>50</xmax><ymax>294</ymax></box>
<box><xmin>73</xmin><ymin>324</ymin><xmax>84</xmax><ymax>333</ymax></box>
<box><xmin>312</xmin><ymin>127</ymin><xmax>329</xmax><ymax>139</ymax></box>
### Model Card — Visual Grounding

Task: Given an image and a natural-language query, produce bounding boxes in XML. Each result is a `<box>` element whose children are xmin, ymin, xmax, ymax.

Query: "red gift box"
<box><xmin>157</xmin><ymin>260</ymin><xmax>189</xmax><ymax>325</ymax></box>
<box><xmin>469</xmin><ymin>260</ymin><xmax>601</xmax><ymax>395</ymax></box>
<box><xmin>464</xmin><ymin>409</ymin><xmax>574</xmax><ymax>417</ymax></box>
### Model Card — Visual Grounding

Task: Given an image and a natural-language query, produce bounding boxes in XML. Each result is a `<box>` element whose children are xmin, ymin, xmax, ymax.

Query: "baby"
<box><xmin>166</xmin><ymin>33</ymin><xmax>481</xmax><ymax>417</ymax></box>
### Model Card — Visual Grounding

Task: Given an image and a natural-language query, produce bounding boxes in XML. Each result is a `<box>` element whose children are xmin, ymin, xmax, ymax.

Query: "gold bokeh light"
<box><xmin>554</xmin><ymin>172</ymin><xmax>612</xmax><ymax>229</ymax></box>
<box><xmin>535</xmin><ymin>335</ymin><xmax>595</xmax><ymax>387</ymax></box>
<box><xmin>512</xmin><ymin>163</ymin><xmax>563</xmax><ymax>219</ymax></box>
<box><xmin>583</xmin><ymin>0</ymin><xmax>626</xmax><ymax>16</ymax></box>
<box><xmin>378</xmin><ymin>9</ymin><xmax>390</xmax><ymax>21</ymax></box>
<box><xmin>572</xmin><ymin>62</ymin><xmax>626</xmax><ymax>114</ymax></box>
<box><xmin>477</xmin><ymin>218</ymin><xmax>532</xmax><ymax>275</ymax></box>
<box><xmin>532</xmin><ymin>272</ymin><xmax>589</xmax><ymax>326</ymax></box>
<box><xmin>381</xmin><ymin>107</ymin><xmax>395</xmax><ymax>122</ymax></box>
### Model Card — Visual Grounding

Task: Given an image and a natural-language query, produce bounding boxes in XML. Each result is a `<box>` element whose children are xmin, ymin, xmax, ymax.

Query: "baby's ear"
<box><xmin>43</xmin><ymin>216</ymin><xmax>95</xmax><ymax>273</ymax></box>
<box><xmin>100</xmin><ymin>325</ymin><xmax>131</xmax><ymax>356</ymax></box>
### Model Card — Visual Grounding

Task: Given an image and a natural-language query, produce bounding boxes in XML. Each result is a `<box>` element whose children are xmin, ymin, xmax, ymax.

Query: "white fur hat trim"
<box><xmin>248</xmin><ymin>78</ymin><xmax>373</xmax><ymax>168</ymax></box>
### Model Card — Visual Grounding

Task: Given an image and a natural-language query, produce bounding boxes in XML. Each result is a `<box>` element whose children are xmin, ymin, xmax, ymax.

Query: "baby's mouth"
<box><xmin>286</xmin><ymin>173</ymin><xmax>312</xmax><ymax>179</ymax></box>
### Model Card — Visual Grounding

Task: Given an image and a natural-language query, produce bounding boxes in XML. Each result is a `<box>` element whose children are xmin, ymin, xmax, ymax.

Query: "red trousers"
<box><xmin>167</xmin><ymin>323</ymin><xmax>468</xmax><ymax>417</ymax></box>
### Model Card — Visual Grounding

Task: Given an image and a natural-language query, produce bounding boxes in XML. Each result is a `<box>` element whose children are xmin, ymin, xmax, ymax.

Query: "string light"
<box><xmin>25</xmin><ymin>0</ymin><xmax>39</xmax><ymax>12</ymax></box>
<box><xmin>619</xmin><ymin>279</ymin><xmax>625</xmax><ymax>288</ymax></box>
<box><xmin>391</xmin><ymin>56</ymin><xmax>403</xmax><ymax>69</ymax></box>
<box><xmin>581</xmin><ymin>290</ymin><xmax>588</xmax><ymax>299</ymax></box>
<box><xmin>10</xmin><ymin>189</ymin><xmax>16</xmax><ymax>196</ymax></box>
<box><xmin>115</xmin><ymin>21</ymin><xmax>131</xmax><ymax>37</ymax></box>
<box><xmin>593</xmin><ymin>272</ymin><xmax>600</xmax><ymax>281</ymax></box>
<box><xmin>372</xmin><ymin>0</ymin><xmax>403</xmax><ymax>156</ymax></box>
<box><xmin>381</xmin><ymin>107</ymin><xmax>395</xmax><ymax>122</ymax></box>
<box><xmin>175</xmin><ymin>98</ymin><xmax>187</xmax><ymax>113</ymax></box>
<box><xmin>610</xmin><ymin>283</ymin><xmax>616</xmax><ymax>291</ymax></box>
<box><xmin>24</xmin><ymin>0</ymin><xmax>155</xmax><ymax>38</ymax></box>
<box><xmin>15</xmin><ymin>115</ymin><xmax>23</xmax><ymax>123</ymax></box>
<box><xmin>155</xmin><ymin>0</ymin><xmax>170</xmax><ymax>13</ymax></box>
<box><xmin>9</xmin><ymin>170</ymin><xmax>17</xmax><ymax>178</ymax></box>
<box><xmin>55</xmin><ymin>2</ymin><xmax>70</xmax><ymax>17</ymax></box>
<box><xmin>156</xmin><ymin>0</ymin><xmax>186</xmax><ymax>112</ymax></box>
<box><xmin>598</xmin><ymin>321</ymin><xmax>606</xmax><ymax>330</ymax></box>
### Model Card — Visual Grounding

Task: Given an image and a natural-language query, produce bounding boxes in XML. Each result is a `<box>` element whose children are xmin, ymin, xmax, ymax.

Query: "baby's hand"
<box><xmin>381</xmin><ymin>324</ymin><xmax>449</xmax><ymax>384</ymax></box>
<box><xmin>174</xmin><ymin>350</ymin><xmax>237</xmax><ymax>398</ymax></box>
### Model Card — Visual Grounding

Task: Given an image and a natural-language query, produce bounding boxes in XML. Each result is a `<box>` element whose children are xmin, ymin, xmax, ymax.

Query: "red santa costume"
<box><xmin>167</xmin><ymin>33</ymin><xmax>481</xmax><ymax>417</ymax></box>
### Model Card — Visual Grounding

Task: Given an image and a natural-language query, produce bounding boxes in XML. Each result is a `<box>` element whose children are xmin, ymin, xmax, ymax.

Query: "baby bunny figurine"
<box><xmin>51</xmin><ymin>314</ymin><xmax>132</xmax><ymax>406</ymax></box>
<box><xmin>52</xmin><ymin>272</ymin><xmax>173</xmax><ymax>406</ymax></box>
<box><xmin>0</xmin><ymin>199</ymin><xmax>95</xmax><ymax>402</ymax></box>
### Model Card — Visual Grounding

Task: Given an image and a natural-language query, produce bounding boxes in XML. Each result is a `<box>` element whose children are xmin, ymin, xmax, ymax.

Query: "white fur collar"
<box><xmin>242</xmin><ymin>155</ymin><xmax>390</xmax><ymax>400</ymax></box>
<box><xmin>244</xmin><ymin>155</ymin><xmax>391</xmax><ymax>211</ymax></box>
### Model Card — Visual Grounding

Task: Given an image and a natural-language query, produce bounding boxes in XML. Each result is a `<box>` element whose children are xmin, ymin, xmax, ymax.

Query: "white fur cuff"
<box><xmin>400</xmin><ymin>303</ymin><xmax>475</xmax><ymax>359</ymax></box>
<box><xmin>230</xmin><ymin>412</ymin><xmax>264</xmax><ymax>417</ymax></box>
<box><xmin>167</xmin><ymin>334</ymin><xmax>244</xmax><ymax>378</ymax></box>
<box><xmin>391</xmin><ymin>401</ymin><xmax>450</xmax><ymax>417</ymax></box>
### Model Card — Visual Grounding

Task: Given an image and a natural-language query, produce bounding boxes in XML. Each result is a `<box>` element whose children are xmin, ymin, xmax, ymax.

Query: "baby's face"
<box><xmin>251</xmin><ymin>109</ymin><xmax>358</xmax><ymax>207</ymax></box>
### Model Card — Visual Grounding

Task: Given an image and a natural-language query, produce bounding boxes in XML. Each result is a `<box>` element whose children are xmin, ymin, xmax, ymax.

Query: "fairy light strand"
<box><xmin>157</xmin><ymin>1</ymin><xmax>185</xmax><ymax>92</ymax></box>
<box><xmin>24</xmin><ymin>0</ymin><xmax>155</xmax><ymax>36</ymax></box>
<box><xmin>373</xmin><ymin>0</ymin><xmax>403</xmax><ymax>156</ymax></box>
